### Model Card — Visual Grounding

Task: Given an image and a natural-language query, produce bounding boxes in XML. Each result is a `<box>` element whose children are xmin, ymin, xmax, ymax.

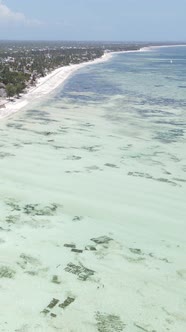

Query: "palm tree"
<box><xmin>6</xmin><ymin>84</ymin><xmax>16</xmax><ymax>99</ymax></box>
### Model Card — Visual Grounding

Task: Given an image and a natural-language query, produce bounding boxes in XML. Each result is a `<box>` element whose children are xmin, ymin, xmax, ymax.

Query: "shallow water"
<box><xmin>0</xmin><ymin>47</ymin><xmax>186</xmax><ymax>332</ymax></box>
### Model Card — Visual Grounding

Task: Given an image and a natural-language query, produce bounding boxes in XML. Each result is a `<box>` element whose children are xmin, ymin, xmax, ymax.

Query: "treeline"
<box><xmin>0</xmin><ymin>67</ymin><xmax>30</xmax><ymax>98</ymax></box>
<box><xmin>27</xmin><ymin>49</ymin><xmax>104</xmax><ymax>76</ymax></box>
<box><xmin>0</xmin><ymin>46</ymin><xmax>104</xmax><ymax>98</ymax></box>
<box><xmin>0</xmin><ymin>41</ymin><xmax>151</xmax><ymax>99</ymax></box>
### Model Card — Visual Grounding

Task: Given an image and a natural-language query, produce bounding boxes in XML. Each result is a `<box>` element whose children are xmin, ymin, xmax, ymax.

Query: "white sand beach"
<box><xmin>0</xmin><ymin>52</ymin><xmax>112</xmax><ymax>120</ymax></box>
<box><xmin>0</xmin><ymin>46</ymin><xmax>160</xmax><ymax>120</ymax></box>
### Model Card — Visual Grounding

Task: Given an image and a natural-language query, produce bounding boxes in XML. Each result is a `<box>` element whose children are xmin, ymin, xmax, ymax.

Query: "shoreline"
<box><xmin>0</xmin><ymin>52</ymin><xmax>113</xmax><ymax>120</ymax></box>
<box><xmin>1</xmin><ymin>44</ymin><xmax>186</xmax><ymax>120</ymax></box>
<box><xmin>141</xmin><ymin>44</ymin><xmax>186</xmax><ymax>52</ymax></box>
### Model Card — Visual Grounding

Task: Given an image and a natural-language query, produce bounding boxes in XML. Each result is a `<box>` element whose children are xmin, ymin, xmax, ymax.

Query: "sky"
<box><xmin>0</xmin><ymin>0</ymin><xmax>186</xmax><ymax>41</ymax></box>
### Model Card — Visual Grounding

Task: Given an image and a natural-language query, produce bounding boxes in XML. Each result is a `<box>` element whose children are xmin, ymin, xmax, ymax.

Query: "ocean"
<box><xmin>0</xmin><ymin>46</ymin><xmax>186</xmax><ymax>331</ymax></box>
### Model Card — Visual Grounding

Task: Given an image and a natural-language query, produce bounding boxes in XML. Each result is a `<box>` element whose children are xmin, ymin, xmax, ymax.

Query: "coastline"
<box><xmin>0</xmin><ymin>52</ymin><xmax>113</xmax><ymax>120</ymax></box>
<box><xmin>141</xmin><ymin>44</ymin><xmax>186</xmax><ymax>52</ymax></box>
<box><xmin>1</xmin><ymin>43</ymin><xmax>185</xmax><ymax>120</ymax></box>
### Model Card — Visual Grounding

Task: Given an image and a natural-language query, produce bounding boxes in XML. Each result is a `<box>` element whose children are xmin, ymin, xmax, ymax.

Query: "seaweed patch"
<box><xmin>95</xmin><ymin>312</ymin><xmax>126</xmax><ymax>332</ymax></box>
<box><xmin>23</xmin><ymin>203</ymin><xmax>58</xmax><ymax>216</ymax></box>
<box><xmin>0</xmin><ymin>152</ymin><xmax>15</xmax><ymax>159</ymax></box>
<box><xmin>128</xmin><ymin>172</ymin><xmax>179</xmax><ymax>187</ymax></box>
<box><xmin>58</xmin><ymin>296</ymin><xmax>75</xmax><ymax>309</ymax></box>
<box><xmin>91</xmin><ymin>236</ymin><xmax>113</xmax><ymax>245</ymax></box>
<box><xmin>65</xmin><ymin>262</ymin><xmax>95</xmax><ymax>281</ymax></box>
<box><xmin>105</xmin><ymin>163</ymin><xmax>119</xmax><ymax>168</ymax></box>
<box><xmin>6</xmin><ymin>200</ymin><xmax>61</xmax><ymax>216</ymax></box>
<box><xmin>0</xmin><ymin>266</ymin><xmax>16</xmax><ymax>278</ymax></box>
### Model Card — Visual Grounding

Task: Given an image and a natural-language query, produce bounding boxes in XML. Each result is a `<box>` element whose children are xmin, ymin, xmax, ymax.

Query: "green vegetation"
<box><xmin>1</xmin><ymin>68</ymin><xmax>29</xmax><ymax>97</ymax></box>
<box><xmin>6</xmin><ymin>84</ymin><xmax>16</xmax><ymax>99</ymax></box>
<box><xmin>0</xmin><ymin>40</ymin><xmax>152</xmax><ymax>99</ymax></box>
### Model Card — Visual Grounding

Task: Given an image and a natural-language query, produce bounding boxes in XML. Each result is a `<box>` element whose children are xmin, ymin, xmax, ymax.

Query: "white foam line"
<box><xmin>141</xmin><ymin>44</ymin><xmax>186</xmax><ymax>52</ymax></box>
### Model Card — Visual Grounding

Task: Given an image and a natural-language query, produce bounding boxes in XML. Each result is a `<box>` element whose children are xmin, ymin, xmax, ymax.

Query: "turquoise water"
<box><xmin>0</xmin><ymin>47</ymin><xmax>186</xmax><ymax>332</ymax></box>
<box><xmin>61</xmin><ymin>47</ymin><xmax>186</xmax><ymax>140</ymax></box>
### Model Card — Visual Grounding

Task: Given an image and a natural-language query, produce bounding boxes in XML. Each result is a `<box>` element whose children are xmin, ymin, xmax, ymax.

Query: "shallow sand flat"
<box><xmin>0</xmin><ymin>88</ymin><xmax>186</xmax><ymax>332</ymax></box>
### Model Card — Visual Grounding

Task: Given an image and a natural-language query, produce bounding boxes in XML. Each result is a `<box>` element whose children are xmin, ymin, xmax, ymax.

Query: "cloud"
<box><xmin>0</xmin><ymin>1</ymin><xmax>41</xmax><ymax>26</ymax></box>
